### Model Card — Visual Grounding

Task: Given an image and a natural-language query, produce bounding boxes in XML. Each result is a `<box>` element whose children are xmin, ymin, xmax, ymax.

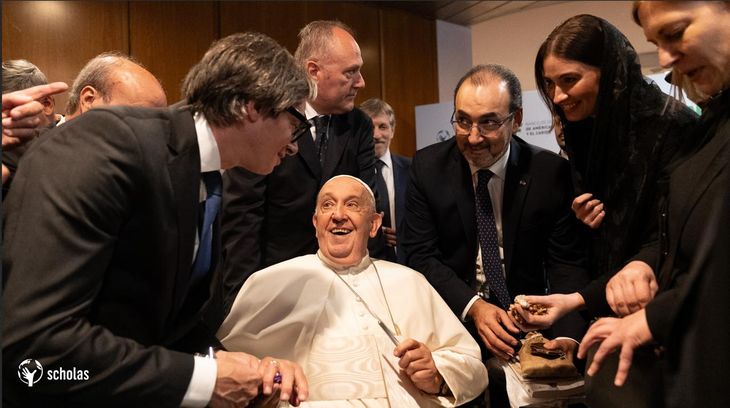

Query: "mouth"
<box><xmin>330</xmin><ymin>228</ymin><xmax>352</xmax><ymax>236</ymax></box>
<box><xmin>684</xmin><ymin>66</ymin><xmax>702</xmax><ymax>80</ymax></box>
<box><xmin>560</xmin><ymin>101</ymin><xmax>578</xmax><ymax>113</ymax></box>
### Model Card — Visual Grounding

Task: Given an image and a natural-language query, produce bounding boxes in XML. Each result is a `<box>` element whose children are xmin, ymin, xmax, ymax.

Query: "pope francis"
<box><xmin>218</xmin><ymin>175</ymin><xmax>487</xmax><ymax>407</ymax></box>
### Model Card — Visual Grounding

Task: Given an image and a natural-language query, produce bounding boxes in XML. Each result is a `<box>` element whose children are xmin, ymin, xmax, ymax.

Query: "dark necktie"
<box><xmin>375</xmin><ymin>159</ymin><xmax>392</xmax><ymax>228</ymax></box>
<box><xmin>475</xmin><ymin>169</ymin><xmax>510</xmax><ymax>308</ymax></box>
<box><xmin>313</xmin><ymin>115</ymin><xmax>330</xmax><ymax>166</ymax></box>
<box><xmin>191</xmin><ymin>171</ymin><xmax>222</xmax><ymax>282</ymax></box>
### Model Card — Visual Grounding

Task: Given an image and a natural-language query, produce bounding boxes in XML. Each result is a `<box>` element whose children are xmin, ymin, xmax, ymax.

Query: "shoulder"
<box><xmin>512</xmin><ymin>136</ymin><xmax>569</xmax><ymax>171</ymax></box>
<box><xmin>413</xmin><ymin>138</ymin><xmax>457</xmax><ymax>165</ymax></box>
<box><xmin>372</xmin><ymin>259</ymin><xmax>432</xmax><ymax>288</ymax></box>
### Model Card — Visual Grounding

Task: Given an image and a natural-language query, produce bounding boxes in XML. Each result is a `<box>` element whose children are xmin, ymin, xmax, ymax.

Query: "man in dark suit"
<box><xmin>402</xmin><ymin>65</ymin><xmax>589</xmax><ymax>404</ymax></box>
<box><xmin>360</xmin><ymin>97</ymin><xmax>411</xmax><ymax>264</ymax></box>
<box><xmin>221</xmin><ymin>21</ymin><xmax>377</xmax><ymax>308</ymax></box>
<box><xmin>3</xmin><ymin>33</ymin><xmax>311</xmax><ymax>408</ymax></box>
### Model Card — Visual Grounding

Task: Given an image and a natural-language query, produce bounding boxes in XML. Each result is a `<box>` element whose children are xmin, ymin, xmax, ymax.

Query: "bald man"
<box><xmin>65</xmin><ymin>51</ymin><xmax>167</xmax><ymax>120</ymax></box>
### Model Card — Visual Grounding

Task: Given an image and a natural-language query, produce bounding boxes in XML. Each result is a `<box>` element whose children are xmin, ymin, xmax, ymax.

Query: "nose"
<box><xmin>552</xmin><ymin>86</ymin><xmax>567</xmax><ymax>105</ymax></box>
<box><xmin>332</xmin><ymin>203</ymin><xmax>347</xmax><ymax>220</ymax></box>
<box><xmin>658</xmin><ymin>47</ymin><xmax>679</xmax><ymax>68</ymax></box>
<box><xmin>467</xmin><ymin>126</ymin><xmax>483</xmax><ymax>144</ymax></box>
<box><xmin>353</xmin><ymin>72</ymin><xmax>365</xmax><ymax>89</ymax></box>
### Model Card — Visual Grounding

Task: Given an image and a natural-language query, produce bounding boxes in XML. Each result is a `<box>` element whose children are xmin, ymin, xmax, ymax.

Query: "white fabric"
<box><xmin>218</xmin><ymin>253</ymin><xmax>488</xmax><ymax>407</ymax></box>
<box><xmin>180</xmin><ymin>356</ymin><xmax>217</xmax><ymax>407</ymax></box>
<box><xmin>461</xmin><ymin>144</ymin><xmax>510</xmax><ymax>321</ymax></box>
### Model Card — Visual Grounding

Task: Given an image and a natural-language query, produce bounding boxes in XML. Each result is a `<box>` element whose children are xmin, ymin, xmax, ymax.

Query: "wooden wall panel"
<box><xmin>220</xmin><ymin>1</ymin><xmax>382</xmax><ymax>105</ymax></box>
<box><xmin>380</xmin><ymin>8</ymin><xmax>438</xmax><ymax>157</ymax></box>
<box><xmin>129</xmin><ymin>1</ymin><xmax>218</xmax><ymax>103</ymax></box>
<box><xmin>2</xmin><ymin>1</ymin><xmax>129</xmax><ymax>112</ymax></box>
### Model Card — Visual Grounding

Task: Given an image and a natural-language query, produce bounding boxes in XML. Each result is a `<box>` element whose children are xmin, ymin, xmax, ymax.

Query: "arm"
<box><xmin>2</xmin><ymin>112</ymin><xmax>193</xmax><ymax>405</ymax></box>
<box><xmin>220</xmin><ymin>168</ymin><xmax>267</xmax><ymax>312</ymax></box>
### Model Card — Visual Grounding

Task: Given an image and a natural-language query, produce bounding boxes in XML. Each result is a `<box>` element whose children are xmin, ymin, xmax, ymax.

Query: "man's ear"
<box><xmin>369</xmin><ymin>211</ymin><xmax>383</xmax><ymax>238</ymax></box>
<box><xmin>79</xmin><ymin>86</ymin><xmax>98</xmax><ymax>113</ymax></box>
<box><xmin>512</xmin><ymin>108</ymin><xmax>524</xmax><ymax>133</ymax></box>
<box><xmin>243</xmin><ymin>100</ymin><xmax>261</xmax><ymax>122</ymax></box>
<box><xmin>305</xmin><ymin>60</ymin><xmax>320</xmax><ymax>82</ymax></box>
<box><xmin>40</xmin><ymin>95</ymin><xmax>55</xmax><ymax>116</ymax></box>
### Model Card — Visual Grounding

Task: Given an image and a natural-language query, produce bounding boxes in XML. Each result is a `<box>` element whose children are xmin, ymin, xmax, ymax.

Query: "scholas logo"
<box><xmin>17</xmin><ymin>359</ymin><xmax>43</xmax><ymax>387</ymax></box>
<box><xmin>17</xmin><ymin>359</ymin><xmax>90</xmax><ymax>387</ymax></box>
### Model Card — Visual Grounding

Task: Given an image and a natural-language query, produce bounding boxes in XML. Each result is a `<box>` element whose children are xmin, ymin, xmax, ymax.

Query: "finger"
<box><xmin>3</xmin><ymin>113</ymin><xmax>42</xmax><ymax>130</ymax></box>
<box><xmin>394</xmin><ymin>338</ymin><xmax>420</xmax><ymax>357</ymax></box>
<box><xmin>7</xmin><ymin>100</ymin><xmax>44</xmax><ymax>120</ymax></box>
<box><xmin>614</xmin><ymin>344</ymin><xmax>635</xmax><ymax>386</ymax></box>
<box><xmin>278</xmin><ymin>362</ymin><xmax>295</xmax><ymax>401</ymax></box>
<box><xmin>2</xmin><ymin>93</ymin><xmax>34</xmax><ymax>110</ymax></box>
<box><xmin>293</xmin><ymin>364</ymin><xmax>309</xmax><ymax>401</ymax></box>
<box><xmin>482</xmin><ymin>325</ymin><xmax>517</xmax><ymax>358</ymax></box>
<box><xmin>259</xmin><ymin>358</ymin><xmax>279</xmax><ymax>395</ymax></box>
<box><xmin>586</xmin><ymin>336</ymin><xmax>619</xmax><ymax>377</ymax></box>
<box><xmin>588</xmin><ymin>209</ymin><xmax>605</xmax><ymax>229</ymax></box>
<box><xmin>7</xmin><ymin>82</ymin><xmax>68</xmax><ymax>108</ymax></box>
<box><xmin>572</xmin><ymin>193</ymin><xmax>593</xmax><ymax>210</ymax></box>
<box><xmin>498</xmin><ymin>309</ymin><xmax>521</xmax><ymax>334</ymax></box>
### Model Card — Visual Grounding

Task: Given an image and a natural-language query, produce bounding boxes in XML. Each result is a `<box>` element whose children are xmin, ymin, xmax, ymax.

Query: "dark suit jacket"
<box><xmin>402</xmin><ymin>136</ymin><xmax>590</xmax><ymax>342</ymax></box>
<box><xmin>387</xmin><ymin>153</ymin><xmax>411</xmax><ymax>264</ymax></box>
<box><xmin>2</xmin><ymin>105</ymin><xmax>222</xmax><ymax>407</ymax></box>
<box><xmin>221</xmin><ymin>107</ymin><xmax>376</xmax><ymax>309</ymax></box>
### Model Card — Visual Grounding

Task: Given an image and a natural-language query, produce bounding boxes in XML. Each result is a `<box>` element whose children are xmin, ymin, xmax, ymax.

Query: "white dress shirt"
<box><xmin>377</xmin><ymin>150</ymin><xmax>396</xmax><ymax>229</ymax></box>
<box><xmin>461</xmin><ymin>144</ymin><xmax>511</xmax><ymax>321</ymax></box>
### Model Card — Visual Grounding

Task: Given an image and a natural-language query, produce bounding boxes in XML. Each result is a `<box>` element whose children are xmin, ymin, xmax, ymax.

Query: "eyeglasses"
<box><xmin>450</xmin><ymin>112</ymin><xmax>515</xmax><ymax>136</ymax></box>
<box><xmin>286</xmin><ymin>106</ymin><xmax>311</xmax><ymax>143</ymax></box>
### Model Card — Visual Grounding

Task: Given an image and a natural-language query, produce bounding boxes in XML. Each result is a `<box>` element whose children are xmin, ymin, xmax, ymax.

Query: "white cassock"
<box><xmin>218</xmin><ymin>253</ymin><xmax>487</xmax><ymax>407</ymax></box>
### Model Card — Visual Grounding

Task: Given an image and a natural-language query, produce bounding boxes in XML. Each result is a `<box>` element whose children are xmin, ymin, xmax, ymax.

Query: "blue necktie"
<box><xmin>475</xmin><ymin>169</ymin><xmax>511</xmax><ymax>308</ymax></box>
<box><xmin>375</xmin><ymin>160</ymin><xmax>392</xmax><ymax>228</ymax></box>
<box><xmin>191</xmin><ymin>171</ymin><xmax>222</xmax><ymax>282</ymax></box>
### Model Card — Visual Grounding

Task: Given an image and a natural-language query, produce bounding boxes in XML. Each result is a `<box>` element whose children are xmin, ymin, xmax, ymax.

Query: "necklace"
<box><xmin>317</xmin><ymin>253</ymin><xmax>402</xmax><ymax>345</ymax></box>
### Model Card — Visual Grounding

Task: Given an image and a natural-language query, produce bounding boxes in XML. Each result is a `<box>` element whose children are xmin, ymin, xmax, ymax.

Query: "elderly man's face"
<box><xmin>313</xmin><ymin>177</ymin><xmax>382</xmax><ymax>267</ymax></box>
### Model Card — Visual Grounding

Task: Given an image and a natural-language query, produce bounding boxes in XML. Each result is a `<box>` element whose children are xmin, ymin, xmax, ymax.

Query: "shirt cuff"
<box><xmin>181</xmin><ymin>355</ymin><xmax>217</xmax><ymax>407</ymax></box>
<box><xmin>461</xmin><ymin>295</ymin><xmax>481</xmax><ymax>322</ymax></box>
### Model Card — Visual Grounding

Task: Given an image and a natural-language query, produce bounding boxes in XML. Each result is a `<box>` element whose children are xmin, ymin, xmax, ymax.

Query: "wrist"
<box><xmin>565</xmin><ymin>292</ymin><xmax>585</xmax><ymax>311</ymax></box>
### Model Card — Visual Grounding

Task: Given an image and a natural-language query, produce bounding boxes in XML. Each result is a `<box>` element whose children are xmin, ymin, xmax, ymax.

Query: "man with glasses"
<box><xmin>401</xmin><ymin>64</ymin><xmax>589</xmax><ymax>407</ymax></box>
<box><xmin>220</xmin><ymin>20</ymin><xmax>380</xmax><ymax>311</ymax></box>
<box><xmin>3</xmin><ymin>33</ymin><xmax>311</xmax><ymax>407</ymax></box>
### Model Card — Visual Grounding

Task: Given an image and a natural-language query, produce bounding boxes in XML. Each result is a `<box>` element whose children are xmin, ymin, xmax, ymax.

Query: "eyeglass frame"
<box><xmin>286</xmin><ymin>106</ymin><xmax>311</xmax><ymax>143</ymax></box>
<box><xmin>450</xmin><ymin>111</ymin><xmax>515</xmax><ymax>136</ymax></box>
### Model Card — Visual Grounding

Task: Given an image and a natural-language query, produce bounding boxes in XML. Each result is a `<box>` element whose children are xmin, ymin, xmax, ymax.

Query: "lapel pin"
<box><xmin>519</xmin><ymin>180</ymin><xmax>527</xmax><ymax>186</ymax></box>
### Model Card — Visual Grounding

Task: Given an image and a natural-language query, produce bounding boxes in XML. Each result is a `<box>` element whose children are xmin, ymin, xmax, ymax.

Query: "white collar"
<box><xmin>378</xmin><ymin>149</ymin><xmax>393</xmax><ymax>168</ymax></box>
<box><xmin>194</xmin><ymin>112</ymin><xmax>222</xmax><ymax>172</ymax></box>
<box><xmin>316</xmin><ymin>250</ymin><xmax>371</xmax><ymax>274</ymax></box>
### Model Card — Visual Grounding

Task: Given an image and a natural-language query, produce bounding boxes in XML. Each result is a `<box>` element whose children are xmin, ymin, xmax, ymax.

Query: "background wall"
<box><xmin>2</xmin><ymin>1</ymin><xmax>439</xmax><ymax>157</ymax></box>
<box><xmin>471</xmin><ymin>1</ymin><xmax>652</xmax><ymax>91</ymax></box>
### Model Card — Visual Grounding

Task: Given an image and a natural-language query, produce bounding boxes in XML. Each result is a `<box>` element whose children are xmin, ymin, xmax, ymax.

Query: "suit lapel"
<box><xmin>296</xmin><ymin>129</ymin><xmax>322</xmax><ymax>180</ymax></box>
<box><xmin>166</xmin><ymin>106</ymin><xmax>202</xmax><ymax>314</ymax></box>
<box><xmin>322</xmin><ymin>114</ymin><xmax>350</xmax><ymax>180</ymax></box>
<box><xmin>393</xmin><ymin>155</ymin><xmax>408</xmax><ymax>230</ymax></box>
<box><xmin>449</xmin><ymin>145</ymin><xmax>477</xmax><ymax>255</ymax></box>
<box><xmin>502</xmin><ymin>139</ymin><xmax>530</xmax><ymax>278</ymax></box>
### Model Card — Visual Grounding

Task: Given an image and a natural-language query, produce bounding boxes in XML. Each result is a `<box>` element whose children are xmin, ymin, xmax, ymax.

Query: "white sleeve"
<box><xmin>180</xmin><ymin>356</ymin><xmax>217</xmax><ymax>407</ymax></box>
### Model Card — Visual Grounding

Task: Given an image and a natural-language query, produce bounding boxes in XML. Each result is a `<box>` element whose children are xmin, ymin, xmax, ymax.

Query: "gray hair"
<box><xmin>454</xmin><ymin>64</ymin><xmax>523</xmax><ymax>112</ymax></box>
<box><xmin>359</xmin><ymin>98</ymin><xmax>396</xmax><ymax>131</ymax></box>
<box><xmin>182</xmin><ymin>32</ymin><xmax>311</xmax><ymax>127</ymax></box>
<box><xmin>2</xmin><ymin>59</ymin><xmax>48</xmax><ymax>93</ymax></box>
<box><xmin>65</xmin><ymin>52</ymin><xmax>141</xmax><ymax>115</ymax></box>
<box><xmin>294</xmin><ymin>20</ymin><xmax>355</xmax><ymax>67</ymax></box>
<box><xmin>320</xmin><ymin>175</ymin><xmax>376</xmax><ymax>212</ymax></box>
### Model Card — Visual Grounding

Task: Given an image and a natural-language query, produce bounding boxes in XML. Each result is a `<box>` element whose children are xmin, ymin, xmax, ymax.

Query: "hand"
<box><xmin>508</xmin><ymin>293</ymin><xmax>584</xmax><ymax>332</ymax></box>
<box><xmin>571</xmin><ymin>193</ymin><xmax>605</xmax><ymax>229</ymax></box>
<box><xmin>210</xmin><ymin>351</ymin><xmax>263</xmax><ymax>408</ymax></box>
<box><xmin>258</xmin><ymin>356</ymin><xmax>308</xmax><ymax>406</ymax></box>
<box><xmin>394</xmin><ymin>338</ymin><xmax>442</xmax><ymax>394</ymax></box>
<box><xmin>382</xmin><ymin>226</ymin><xmax>397</xmax><ymax>247</ymax></box>
<box><xmin>542</xmin><ymin>338</ymin><xmax>578</xmax><ymax>357</ymax></box>
<box><xmin>577</xmin><ymin>309</ymin><xmax>653</xmax><ymax>387</ymax></box>
<box><xmin>468</xmin><ymin>298</ymin><xmax>520</xmax><ymax>360</ymax></box>
<box><xmin>2</xmin><ymin>82</ymin><xmax>68</xmax><ymax>149</ymax></box>
<box><xmin>606</xmin><ymin>261</ymin><xmax>658</xmax><ymax>316</ymax></box>
<box><xmin>2</xmin><ymin>164</ymin><xmax>10</xmax><ymax>185</ymax></box>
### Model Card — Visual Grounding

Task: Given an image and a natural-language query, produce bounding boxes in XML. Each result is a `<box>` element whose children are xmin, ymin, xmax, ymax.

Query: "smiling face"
<box><xmin>308</xmin><ymin>27</ymin><xmax>365</xmax><ymax>115</ymax></box>
<box><xmin>637</xmin><ymin>1</ymin><xmax>730</xmax><ymax>96</ymax></box>
<box><xmin>370</xmin><ymin>112</ymin><xmax>394</xmax><ymax>158</ymax></box>
<box><xmin>542</xmin><ymin>54</ymin><xmax>601</xmax><ymax>122</ymax></box>
<box><xmin>313</xmin><ymin>176</ymin><xmax>382</xmax><ymax>267</ymax></box>
<box><xmin>454</xmin><ymin>79</ymin><xmax>521</xmax><ymax>168</ymax></box>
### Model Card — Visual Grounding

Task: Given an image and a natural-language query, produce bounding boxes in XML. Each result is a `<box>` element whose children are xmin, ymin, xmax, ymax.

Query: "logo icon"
<box><xmin>18</xmin><ymin>359</ymin><xmax>43</xmax><ymax>387</ymax></box>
